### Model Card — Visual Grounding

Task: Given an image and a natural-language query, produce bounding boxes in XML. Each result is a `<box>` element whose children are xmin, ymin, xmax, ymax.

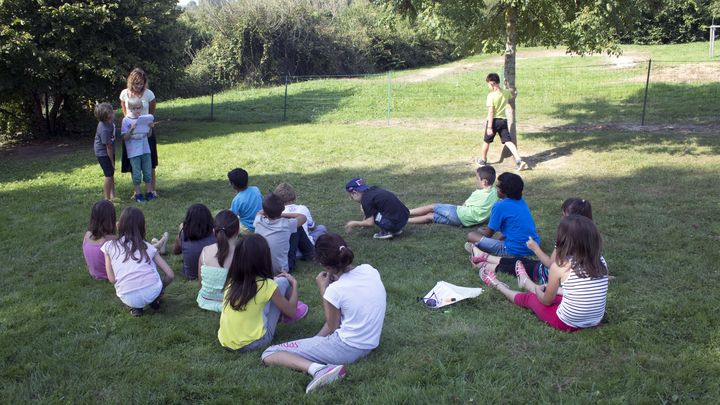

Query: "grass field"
<box><xmin>1</xmin><ymin>43</ymin><xmax>719</xmax><ymax>403</ymax></box>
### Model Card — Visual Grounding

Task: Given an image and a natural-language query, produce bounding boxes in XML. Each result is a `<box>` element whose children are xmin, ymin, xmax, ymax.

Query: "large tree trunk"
<box><xmin>500</xmin><ymin>5</ymin><xmax>518</xmax><ymax>161</ymax></box>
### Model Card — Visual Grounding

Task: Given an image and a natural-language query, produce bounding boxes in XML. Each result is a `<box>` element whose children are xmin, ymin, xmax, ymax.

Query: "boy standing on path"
<box><xmin>478</xmin><ymin>73</ymin><xmax>528</xmax><ymax>171</ymax></box>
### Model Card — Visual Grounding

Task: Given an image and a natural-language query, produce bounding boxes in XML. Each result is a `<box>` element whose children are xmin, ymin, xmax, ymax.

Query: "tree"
<box><xmin>384</xmin><ymin>0</ymin><xmax>636</xmax><ymax>149</ymax></box>
<box><xmin>0</xmin><ymin>0</ymin><xmax>189</xmax><ymax>137</ymax></box>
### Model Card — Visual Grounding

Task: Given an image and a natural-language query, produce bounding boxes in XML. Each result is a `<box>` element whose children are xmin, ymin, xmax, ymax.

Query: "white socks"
<box><xmin>308</xmin><ymin>363</ymin><xmax>325</xmax><ymax>376</ymax></box>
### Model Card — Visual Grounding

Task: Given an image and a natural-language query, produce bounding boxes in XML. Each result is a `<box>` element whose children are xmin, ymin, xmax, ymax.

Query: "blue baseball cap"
<box><xmin>345</xmin><ymin>177</ymin><xmax>369</xmax><ymax>192</ymax></box>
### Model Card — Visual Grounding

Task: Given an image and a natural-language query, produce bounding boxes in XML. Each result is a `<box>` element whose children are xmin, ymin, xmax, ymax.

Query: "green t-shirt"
<box><xmin>456</xmin><ymin>187</ymin><xmax>500</xmax><ymax>227</ymax></box>
<box><xmin>486</xmin><ymin>89</ymin><xmax>511</xmax><ymax>120</ymax></box>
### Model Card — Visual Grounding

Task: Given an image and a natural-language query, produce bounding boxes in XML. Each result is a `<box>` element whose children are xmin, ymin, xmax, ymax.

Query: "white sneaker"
<box><xmin>305</xmin><ymin>364</ymin><xmax>346</xmax><ymax>394</ymax></box>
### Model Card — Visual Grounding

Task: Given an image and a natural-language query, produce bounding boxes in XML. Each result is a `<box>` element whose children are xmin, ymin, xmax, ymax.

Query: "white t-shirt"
<box><xmin>282</xmin><ymin>204</ymin><xmax>315</xmax><ymax>244</ymax></box>
<box><xmin>101</xmin><ymin>239</ymin><xmax>161</xmax><ymax>296</ymax></box>
<box><xmin>119</xmin><ymin>88</ymin><xmax>156</xmax><ymax>116</ymax></box>
<box><xmin>323</xmin><ymin>264</ymin><xmax>386</xmax><ymax>350</ymax></box>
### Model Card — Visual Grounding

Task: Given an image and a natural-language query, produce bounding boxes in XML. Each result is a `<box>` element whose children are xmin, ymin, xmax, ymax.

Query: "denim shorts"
<box><xmin>474</xmin><ymin>236</ymin><xmax>509</xmax><ymax>256</ymax></box>
<box><xmin>432</xmin><ymin>204</ymin><xmax>463</xmax><ymax>227</ymax></box>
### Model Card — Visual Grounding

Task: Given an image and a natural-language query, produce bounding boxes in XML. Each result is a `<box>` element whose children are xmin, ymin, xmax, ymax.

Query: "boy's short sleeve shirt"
<box><xmin>253</xmin><ymin>216</ymin><xmax>297</xmax><ymax>274</ymax></box>
<box><xmin>487</xmin><ymin>198</ymin><xmax>540</xmax><ymax>257</ymax></box>
<box><xmin>94</xmin><ymin>121</ymin><xmax>115</xmax><ymax>157</ymax></box>
<box><xmin>360</xmin><ymin>187</ymin><xmax>409</xmax><ymax>224</ymax></box>
<box><xmin>121</xmin><ymin>116</ymin><xmax>151</xmax><ymax>159</ymax></box>
<box><xmin>486</xmin><ymin>89</ymin><xmax>511</xmax><ymax>120</ymax></box>
<box><xmin>283</xmin><ymin>204</ymin><xmax>314</xmax><ymax>242</ymax></box>
<box><xmin>456</xmin><ymin>187</ymin><xmax>500</xmax><ymax>226</ymax></box>
<box><xmin>230</xmin><ymin>186</ymin><xmax>263</xmax><ymax>231</ymax></box>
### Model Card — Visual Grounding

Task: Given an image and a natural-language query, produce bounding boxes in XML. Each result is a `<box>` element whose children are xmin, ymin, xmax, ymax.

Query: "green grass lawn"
<box><xmin>1</xmin><ymin>43</ymin><xmax>720</xmax><ymax>403</ymax></box>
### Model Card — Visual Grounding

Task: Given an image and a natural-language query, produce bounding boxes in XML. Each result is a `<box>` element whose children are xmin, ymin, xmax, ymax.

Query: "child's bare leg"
<box><xmin>495</xmin><ymin>282</ymin><xmax>520</xmax><ymax>303</ymax></box>
<box><xmin>134</xmin><ymin>184</ymin><xmax>142</xmax><ymax>196</ymax></box>
<box><xmin>263</xmin><ymin>352</ymin><xmax>313</xmax><ymax>373</ymax></box>
<box><xmin>103</xmin><ymin>177</ymin><xmax>113</xmax><ymax>200</ymax></box>
<box><xmin>151</xmin><ymin>168</ymin><xmax>157</xmax><ymax>193</ymax></box>
<box><xmin>481</xmin><ymin>141</ymin><xmax>490</xmax><ymax>161</ymax></box>
<box><xmin>471</xmin><ymin>246</ymin><xmax>501</xmax><ymax>264</ymax></box>
<box><xmin>409</xmin><ymin>205</ymin><xmax>434</xmax><ymax>217</ymax></box>
<box><xmin>473</xmin><ymin>261</ymin><xmax>499</xmax><ymax>272</ymax></box>
<box><xmin>504</xmin><ymin>141</ymin><xmax>523</xmax><ymax>162</ymax></box>
<box><xmin>467</xmin><ymin>231</ymin><xmax>483</xmax><ymax>244</ymax></box>
<box><xmin>408</xmin><ymin>212</ymin><xmax>434</xmax><ymax>224</ymax></box>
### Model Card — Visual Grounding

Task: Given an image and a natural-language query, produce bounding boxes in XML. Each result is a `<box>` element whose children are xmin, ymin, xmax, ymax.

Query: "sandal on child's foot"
<box><xmin>479</xmin><ymin>267</ymin><xmax>508</xmax><ymax>289</ymax></box>
<box><xmin>515</xmin><ymin>261</ymin><xmax>530</xmax><ymax>290</ymax></box>
<box><xmin>470</xmin><ymin>252</ymin><xmax>490</xmax><ymax>265</ymax></box>
<box><xmin>129</xmin><ymin>308</ymin><xmax>144</xmax><ymax>317</ymax></box>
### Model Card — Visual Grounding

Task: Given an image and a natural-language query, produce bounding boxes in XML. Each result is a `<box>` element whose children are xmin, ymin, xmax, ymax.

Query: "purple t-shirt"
<box><xmin>83</xmin><ymin>240</ymin><xmax>108</xmax><ymax>280</ymax></box>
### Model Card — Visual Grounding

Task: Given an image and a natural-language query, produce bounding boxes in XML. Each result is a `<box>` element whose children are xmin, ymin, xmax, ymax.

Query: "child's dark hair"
<box><xmin>88</xmin><ymin>200</ymin><xmax>116</xmax><ymax>240</ymax></box>
<box><xmin>561</xmin><ymin>198</ymin><xmax>593</xmax><ymax>221</ymax></box>
<box><xmin>114</xmin><ymin>206</ymin><xmax>150</xmax><ymax>264</ymax></box>
<box><xmin>227</xmin><ymin>168</ymin><xmax>249</xmax><ymax>190</ymax></box>
<box><xmin>224</xmin><ymin>234</ymin><xmax>274</xmax><ymax>311</ymax></box>
<box><xmin>476</xmin><ymin>165</ymin><xmax>496</xmax><ymax>185</ymax></box>
<box><xmin>214</xmin><ymin>210</ymin><xmax>240</xmax><ymax>267</ymax></box>
<box><xmin>181</xmin><ymin>204</ymin><xmax>214</xmax><ymax>241</ymax></box>
<box><xmin>94</xmin><ymin>103</ymin><xmax>113</xmax><ymax>122</ymax></box>
<box><xmin>274</xmin><ymin>182</ymin><xmax>297</xmax><ymax>204</ymax></box>
<box><xmin>497</xmin><ymin>172</ymin><xmax>524</xmax><ymax>200</ymax></box>
<box><xmin>555</xmin><ymin>215</ymin><xmax>606</xmax><ymax>278</ymax></box>
<box><xmin>262</xmin><ymin>192</ymin><xmax>285</xmax><ymax>219</ymax></box>
<box><xmin>315</xmin><ymin>233</ymin><xmax>354</xmax><ymax>273</ymax></box>
<box><xmin>486</xmin><ymin>73</ymin><xmax>501</xmax><ymax>84</ymax></box>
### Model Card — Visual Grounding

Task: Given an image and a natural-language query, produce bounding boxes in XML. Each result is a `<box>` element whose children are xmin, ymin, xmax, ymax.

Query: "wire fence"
<box><xmin>161</xmin><ymin>59</ymin><xmax>720</xmax><ymax>129</ymax></box>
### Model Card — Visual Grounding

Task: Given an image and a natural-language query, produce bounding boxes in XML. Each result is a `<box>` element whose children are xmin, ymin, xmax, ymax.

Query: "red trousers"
<box><xmin>513</xmin><ymin>292</ymin><xmax>579</xmax><ymax>332</ymax></box>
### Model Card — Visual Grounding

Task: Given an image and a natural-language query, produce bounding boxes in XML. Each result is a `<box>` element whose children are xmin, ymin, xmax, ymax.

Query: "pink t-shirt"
<box><xmin>101</xmin><ymin>239</ymin><xmax>161</xmax><ymax>296</ymax></box>
<box><xmin>83</xmin><ymin>240</ymin><xmax>108</xmax><ymax>280</ymax></box>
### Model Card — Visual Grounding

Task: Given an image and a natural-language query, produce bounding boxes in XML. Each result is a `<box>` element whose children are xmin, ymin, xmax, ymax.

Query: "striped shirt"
<box><xmin>556</xmin><ymin>258</ymin><xmax>608</xmax><ymax>328</ymax></box>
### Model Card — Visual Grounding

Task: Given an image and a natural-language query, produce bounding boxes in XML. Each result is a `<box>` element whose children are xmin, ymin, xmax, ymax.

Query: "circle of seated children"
<box><xmin>82</xmin><ymin>166</ymin><xmax>609</xmax><ymax>393</ymax></box>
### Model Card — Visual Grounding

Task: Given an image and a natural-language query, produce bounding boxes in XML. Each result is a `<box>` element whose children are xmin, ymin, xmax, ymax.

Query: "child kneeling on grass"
<box><xmin>101</xmin><ymin>207</ymin><xmax>174</xmax><ymax>316</ymax></box>
<box><xmin>479</xmin><ymin>215</ymin><xmax>608</xmax><ymax>332</ymax></box>
<box><xmin>262</xmin><ymin>233</ymin><xmax>387</xmax><ymax>394</ymax></box>
<box><xmin>218</xmin><ymin>234</ymin><xmax>307</xmax><ymax>352</ymax></box>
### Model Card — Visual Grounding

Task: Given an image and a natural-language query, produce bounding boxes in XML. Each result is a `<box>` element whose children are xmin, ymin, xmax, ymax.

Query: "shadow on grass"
<box><xmin>546</xmin><ymin>82</ymin><xmax>720</xmax><ymax>128</ymax></box>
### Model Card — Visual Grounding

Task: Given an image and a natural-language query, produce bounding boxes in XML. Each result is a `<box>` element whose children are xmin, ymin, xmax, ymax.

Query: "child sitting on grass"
<box><xmin>344</xmin><ymin>177</ymin><xmax>409</xmax><ymax>240</ymax></box>
<box><xmin>274</xmin><ymin>182</ymin><xmax>327</xmax><ymax>266</ymax></box>
<box><xmin>254</xmin><ymin>192</ymin><xmax>307</xmax><ymax>274</ymax></box>
<box><xmin>262</xmin><ymin>233</ymin><xmax>387</xmax><ymax>394</ymax></box>
<box><xmin>172</xmin><ymin>203</ymin><xmax>217</xmax><ymax>280</ymax></box>
<box><xmin>101</xmin><ymin>206</ymin><xmax>174</xmax><ymax>316</ymax></box>
<box><xmin>479</xmin><ymin>215</ymin><xmax>608</xmax><ymax>332</ymax></box>
<box><xmin>218</xmin><ymin>234</ymin><xmax>307</xmax><ymax>352</ymax></box>
<box><xmin>197</xmin><ymin>210</ymin><xmax>239</xmax><ymax>312</ymax></box>
<box><xmin>93</xmin><ymin>103</ymin><xmax>116</xmax><ymax>201</ymax></box>
<box><xmin>408</xmin><ymin>166</ymin><xmax>499</xmax><ymax>228</ymax></box>
<box><xmin>228</xmin><ymin>167</ymin><xmax>262</xmax><ymax>233</ymax></box>
<box><xmin>466</xmin><ymin>172</ymin><xmax>539</xmax><ymax>257</ymax></box>
<box><xmin>471</xmin><ymin>198</ymin><xmax>594</xmax><ymax>285</ymax></box>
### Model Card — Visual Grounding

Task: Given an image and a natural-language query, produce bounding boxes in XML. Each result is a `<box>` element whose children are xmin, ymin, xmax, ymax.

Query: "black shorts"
<box><xmin>122</xmin><ymin>127</ymin><xmax>158</xmax><ymax>173</ymax></box>
<box><xmin>483</xmin><ymin>118</ymin><xmax>512</xmax><ymax>144</ymax></box>
<box><xmin>97</xmin><ymin>155</ymin><xmax>115</xmax><ymax>177</ymax></box>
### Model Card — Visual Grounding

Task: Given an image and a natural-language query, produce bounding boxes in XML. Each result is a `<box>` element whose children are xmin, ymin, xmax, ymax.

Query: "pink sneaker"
<box><xmin>281</xmin><ymin>301</ymin><xmax>308</xmax><ymax>324</ymax></box>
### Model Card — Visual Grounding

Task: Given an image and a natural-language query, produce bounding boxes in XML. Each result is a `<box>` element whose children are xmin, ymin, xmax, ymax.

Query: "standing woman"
<box><xmin>119</xmin><ymin>68</ymin><xmax>159</xmax><ymax>198</ymax></box>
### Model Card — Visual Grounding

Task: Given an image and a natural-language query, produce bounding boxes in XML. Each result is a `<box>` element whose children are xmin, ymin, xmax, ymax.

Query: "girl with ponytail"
<box><xmin>196</xmin><ymin>210</ymin><xmax>240</xmax><ymax>312</ymax></box>
<box><xmin>262</xmin><ymin>233</ymin><xmax>387</xmax><ymax>394</ymax></box>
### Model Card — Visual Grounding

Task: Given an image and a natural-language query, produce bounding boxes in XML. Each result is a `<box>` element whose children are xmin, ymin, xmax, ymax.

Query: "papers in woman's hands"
<box><xmin>134</xmin><ymin>114</ymin><xmax>154</xmax><ymax>134</ymax></box>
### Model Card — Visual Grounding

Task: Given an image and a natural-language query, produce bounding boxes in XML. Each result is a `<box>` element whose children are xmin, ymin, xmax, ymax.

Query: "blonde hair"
<box><xmin>274</xmin><ymin>182</ymin><xmax>296</xmax><ymax>203</ymax></box>
<box><xmin>126</xmin><ymin>68</ymin><xmax>148</xmax><ymax>93</ymax></box>
<box><xmin>94</xmin><ymin>103</ymin><xmax>114</xmax><ymax>122</ymax></box>
<box><xmin>127</xmin><ymin>97</ymin><xmax>143</xmax><ymax>110</ymax></box>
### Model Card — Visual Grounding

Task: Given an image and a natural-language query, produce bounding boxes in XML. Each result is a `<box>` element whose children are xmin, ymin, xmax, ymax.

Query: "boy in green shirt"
<box><xmin>407</xmin><ymin>166</ymin><xmax>499</xmax><ymax>227</ymax></box>
<box><xmin>478</xmin><ymin>73</ymin><xmax>528</xmax><ymax>171</ymax></box>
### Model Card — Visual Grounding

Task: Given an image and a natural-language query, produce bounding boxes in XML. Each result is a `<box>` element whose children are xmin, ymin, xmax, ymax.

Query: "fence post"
<box><xmin>210</xmin><ymin>91</ymin><xmax>214</xmax><ymax>120</ymax></box>
<box><xmin>641</xmin><ymin>59</ymin><xmax>651</xmax><ymax>126</ymax></box>
<box><xmin>387</xmin><ymin>70</ymin><xmax>391</xmax><ymax>126</ymax></box>
<box><xmin>283</xmin><ymin>74</ymin><xmax>289</xmax><ymax>121</ymax></box>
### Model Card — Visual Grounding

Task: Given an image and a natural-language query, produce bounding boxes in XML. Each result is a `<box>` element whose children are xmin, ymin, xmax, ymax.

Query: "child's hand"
<box><xmin>526</xmin><ymin>237</ymin><xmax>539</xmax><ymax>252</ymax></box>
<box><xmin>486</xmin><ymin>127</ymin><xmax>493</xmax><ymax>136</ymax></box>
<box><xmin>276</xmin><ymin>272</ymin><xmax>296</xmax><ymax>286</ymax></box>
<box><xmin>343</xmin><ymin>222</ymin><xmax>354</xmax><ymax>234</ymax></box>
<box><xmin>130</xmin><ymin>122</ymin><xmax>136</xmax><ymax>131</ymax></box>
<box><xmin>316</xmin><ymin>271</ymin><xmax>331</xmax><ymax>290</ymax></box>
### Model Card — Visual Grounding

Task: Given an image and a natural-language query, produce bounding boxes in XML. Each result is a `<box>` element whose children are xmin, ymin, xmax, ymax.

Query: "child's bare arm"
<box><xmin>527</xmin><ymin>237</ymin><xmax>553</xmax><ymax>267</ymax></box>
<box><xmin>344</xmin><ymin>217</ymin><xmax>374</xmax><ymax>233</ymax></box>
<box><xmin>282</xmin><ymin>212</ymin><xmax>307</xmax><ymax>227</ymax></box>
<box><xmin>154</xmin><ymin>254</ymin><xmax>175</xmax><ymax>287</ymax></box>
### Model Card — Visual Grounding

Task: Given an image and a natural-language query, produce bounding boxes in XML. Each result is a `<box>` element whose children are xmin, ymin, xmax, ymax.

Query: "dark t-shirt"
<box><xmin>179</xmin><ymin>231</ymin><xmax>217</xmax><ymax>279</ymax></box>
<box><xmin>361</xmin><ymin>186</ymin><xmax>409</xmax><ymax>225</ymax></box>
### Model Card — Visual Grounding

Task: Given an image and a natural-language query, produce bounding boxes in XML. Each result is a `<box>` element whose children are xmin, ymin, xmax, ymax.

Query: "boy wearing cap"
<box><xmin>344</xmin><ymin>178</ymin><xmax>409</xmax><ymax>240</ymax></box>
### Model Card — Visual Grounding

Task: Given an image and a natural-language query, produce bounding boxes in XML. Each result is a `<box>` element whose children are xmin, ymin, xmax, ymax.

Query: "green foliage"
<box><xmin>183</xmin><ymin>0</ymin><xmax>454</xmax><ymax>89</ymax></box>
<box><xmin>0</xmin><ymin>0</ymin><xmax>190</xmax><ymax>139</ymax></box>
<box><xmin>622</xmin><ymin>0</ymin><xmax>711</xmax><ymax>45</ymax></box>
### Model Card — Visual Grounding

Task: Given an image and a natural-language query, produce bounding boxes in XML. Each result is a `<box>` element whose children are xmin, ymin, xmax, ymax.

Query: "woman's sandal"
<box><xmin>515</xmin><ymin>261</ymin><xmax>530</xmax><ymax>290</ymax></box>
<box><xmin>479</xmin><ymin>266</ymin><xmax>508</xmax><ymax>289</ymax></box>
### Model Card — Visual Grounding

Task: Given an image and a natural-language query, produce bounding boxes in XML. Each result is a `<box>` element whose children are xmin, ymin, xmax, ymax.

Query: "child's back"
<box><xmin>227</xmin><ymin>168</ymin><xmax>262</xmax><ymax>232</ymax></box>
<box><xmin>254</xmin><ymin>215</ymin><xmax>297</xmax><ymax>274</ymax></box>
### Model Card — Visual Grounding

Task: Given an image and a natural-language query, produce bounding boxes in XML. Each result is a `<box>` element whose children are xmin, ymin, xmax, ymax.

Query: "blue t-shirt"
<box><xmin>488</xmin><ymin>198</ymin><xmax>540</xmax><ymax>257</ymax></box>
<box><xmin>230</xmin><ymin>186</ymin><xmax>262</xmax><ymax>232</ymax></box>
